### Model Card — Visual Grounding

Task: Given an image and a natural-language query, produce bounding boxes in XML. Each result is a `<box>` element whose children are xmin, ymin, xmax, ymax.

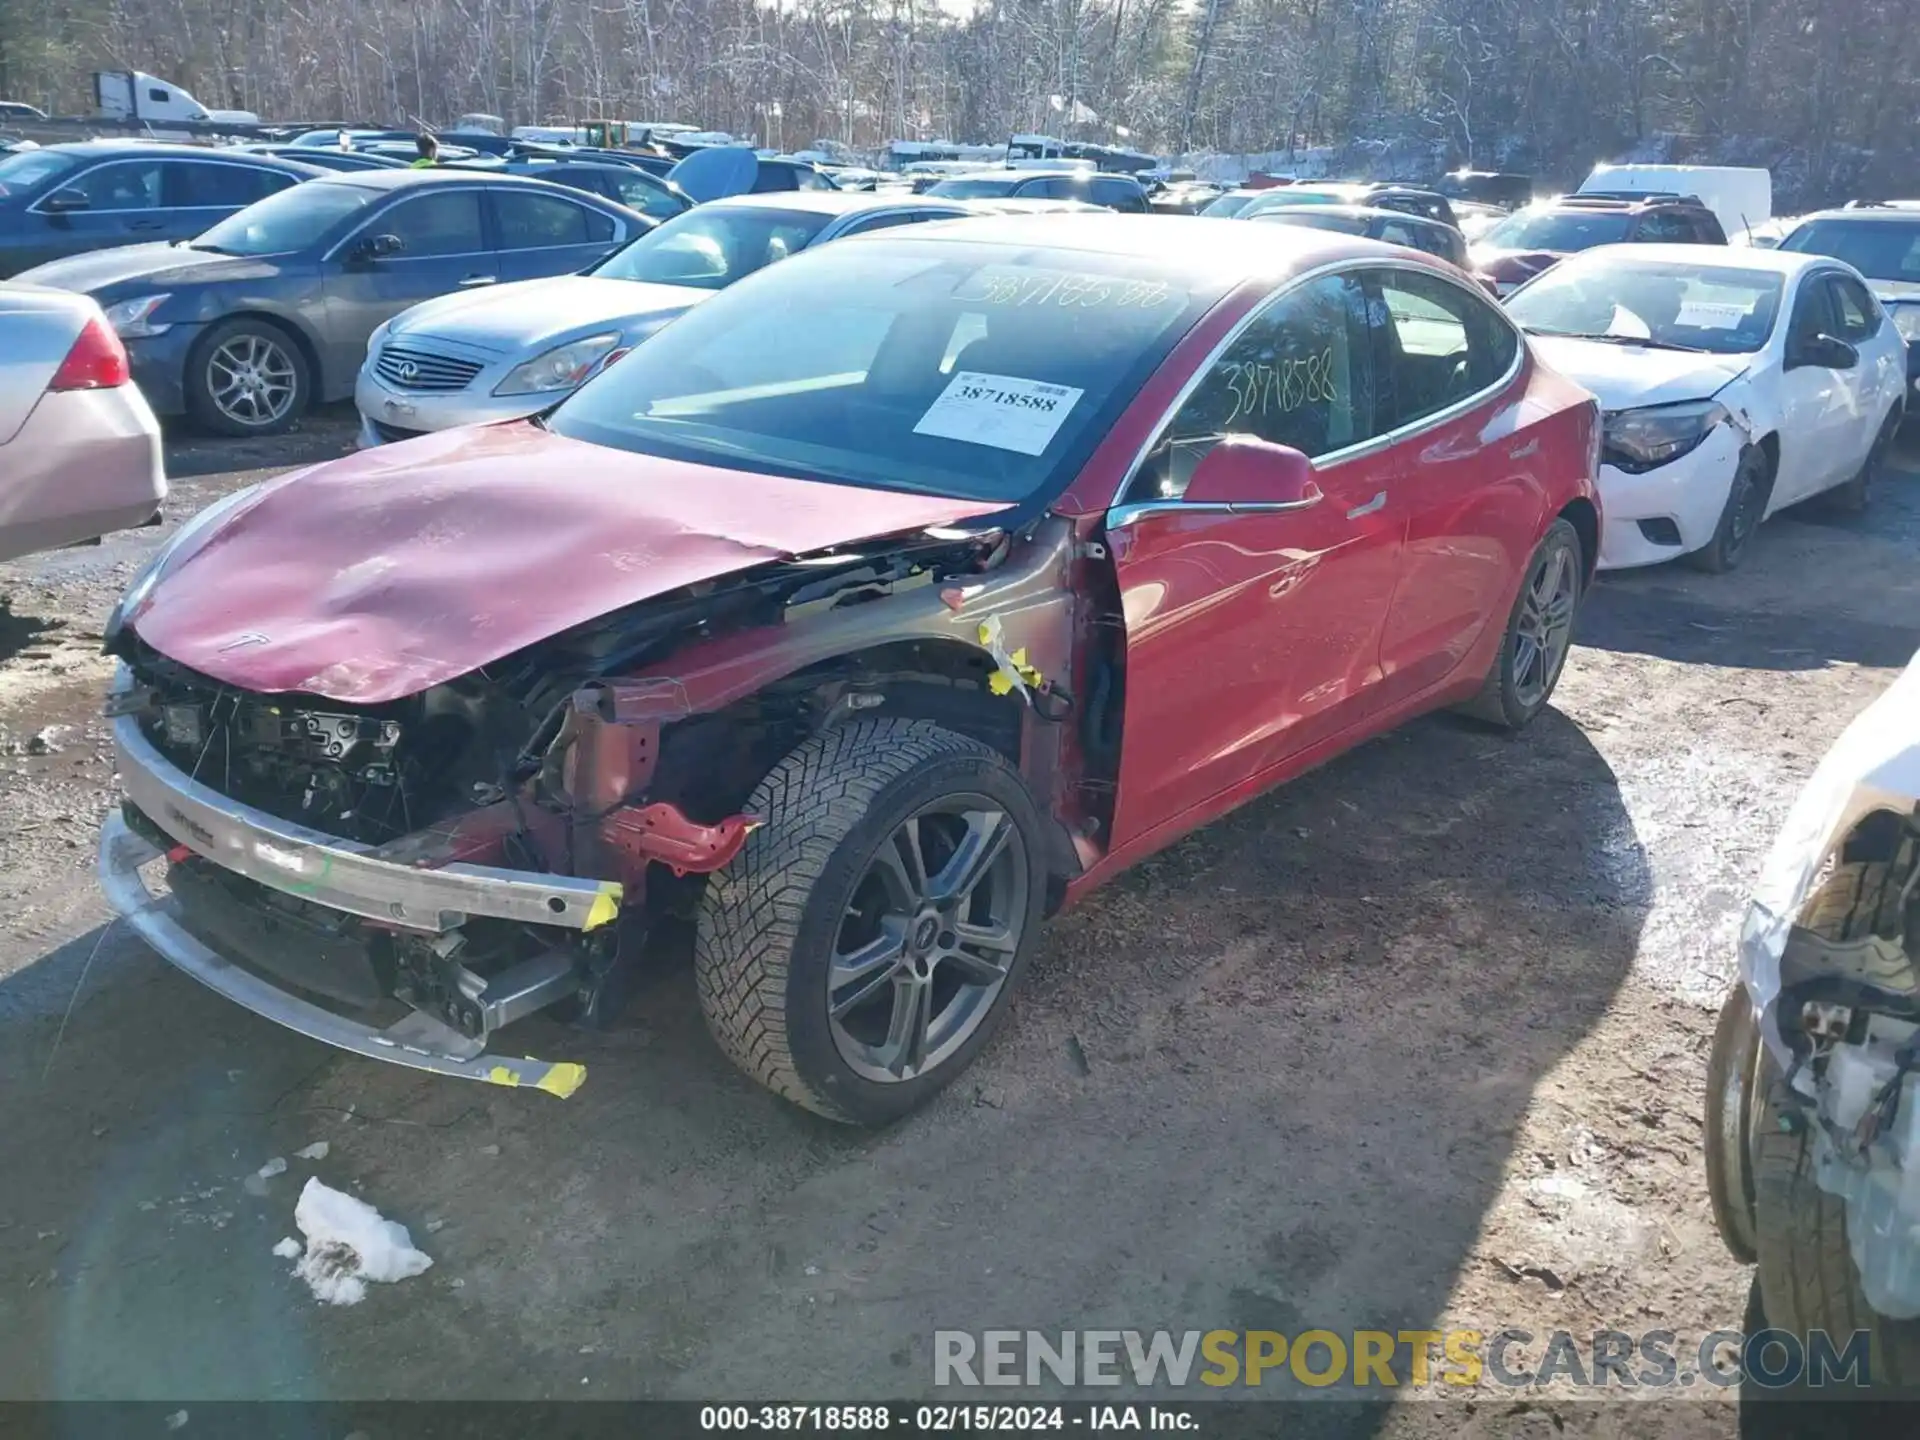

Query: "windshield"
<box><xmin>592</xmin><ymin>205</ymin><xmax>830</xmax><ymax>289</ymax></box>
<box><xmin>1779</xmin><ymin>219</ymin><xmax>1920</xmax><ymax>284</ymax></box>
<box><xmin>1481</xmin><ymin>209</ymin><xmax>1633</xmax><ymax>252</ymax></box>
<box><xmin>1199</xmin><ymin>192</ymin><xmax>1258</xmax><ymax>218</ymax></box>
<box><xmin>0</xmin><ymin>149</ymin><xmax>78</xmax><ymax>198</ymax></box>
<box><xmin>190</xmin><ymin>181</ymin><xmax>381</xmax><ymax>255</ymax></box>
<box><xmin>1508</xmin><ymin>259</ymin><xmax>1783</xmax><ymax>355</ymax></box>
<box><xmin>926</xmin><ymin>178</ymin><xmax>1020</xmax><ymax>199</ymax></box>
<box><xmin>549</xmin><ymin>239</ymin><xmax>1210</xmax><ymax>503</ymax></box>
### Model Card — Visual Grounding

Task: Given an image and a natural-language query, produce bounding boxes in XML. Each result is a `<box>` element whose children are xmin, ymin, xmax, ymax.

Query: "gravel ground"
<box><xmin>1</xmin><ymin>405</ymin><xmax>1916</xmax><ymax>1434</ymax></box>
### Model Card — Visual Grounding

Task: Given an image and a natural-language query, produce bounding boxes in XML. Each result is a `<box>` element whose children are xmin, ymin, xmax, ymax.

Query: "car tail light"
<box><xmin>48</xmin><ymin>315</ymin><xmax>132</xmax><ymax>391</ymax></box>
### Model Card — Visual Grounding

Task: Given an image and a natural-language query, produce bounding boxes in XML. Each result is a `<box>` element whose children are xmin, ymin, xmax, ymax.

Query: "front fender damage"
<box><xmin>106</xmin><ymin>514</ymin><xmax>1092</xmax><ymax>1091</ymax></box>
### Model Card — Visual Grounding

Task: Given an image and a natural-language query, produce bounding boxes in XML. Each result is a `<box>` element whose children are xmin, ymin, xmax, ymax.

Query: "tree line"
<box><xmin>2</xmin><ymin>0</ymin><xmax>1915</xmax><ymax>205</ymax></box>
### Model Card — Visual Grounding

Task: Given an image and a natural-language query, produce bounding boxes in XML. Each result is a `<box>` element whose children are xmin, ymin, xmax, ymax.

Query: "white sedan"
<box><xmin>1507</xmin><ymin>245</ymin><xmax>1906</xmax><ymax>571</ymax></box>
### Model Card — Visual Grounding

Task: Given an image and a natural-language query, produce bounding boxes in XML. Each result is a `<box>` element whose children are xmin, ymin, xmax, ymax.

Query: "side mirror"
<box><xmin>354</xmin><ymin>232</ymin><xmax>404</xmax><ymax>262</ymax></box>
<box><xmin>1183</xmin><ymin>436</ymin><xmax>1324</xmax><ymax>510</ymax></box>
<box><xmin>41</xmin><ymin>188</ymin><xmax>90</xmax><ymax>214</ymax></box>
<box><xmin>1789</xmin><ymin>332</ymin><xmax>1858</xmax><ymax>371</ymax></box>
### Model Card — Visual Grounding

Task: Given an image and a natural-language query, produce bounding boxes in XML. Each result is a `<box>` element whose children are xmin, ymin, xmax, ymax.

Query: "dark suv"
<box><xmin>1470</xmin><ymin>194</ymin><xmax>1726</xmax><ymax>295</ymax></box>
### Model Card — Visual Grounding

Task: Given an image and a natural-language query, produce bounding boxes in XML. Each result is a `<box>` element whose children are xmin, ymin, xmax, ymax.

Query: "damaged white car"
<box><xmin>1708</xmin><ymin>651</ymin><xmax>1920</xmax><ymax>1381</ymax></box>
<box><xmin>1508</xmin><ymin>246</ymin><xmax>1905</xmax><ymax>572</ymax></box>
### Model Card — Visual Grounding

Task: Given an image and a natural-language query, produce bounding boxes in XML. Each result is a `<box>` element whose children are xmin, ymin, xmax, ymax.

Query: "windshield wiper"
<box><xmin>188</xmin><ymin>242</ymin><xmax>239</xmax><ymax>255</ymax></box>
<box><xmin>1523</xmin><ymin>327</ymin><xmax>1712</xmax><ymax>354</ymax></box>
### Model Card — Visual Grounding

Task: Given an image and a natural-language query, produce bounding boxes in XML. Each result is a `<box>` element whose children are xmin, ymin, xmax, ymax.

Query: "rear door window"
<box><xmin>1371</xmin><ymin>268</ymin><xmax>1519</xmax><ymax>429</ymax></box>
<box><xmin>167</xmin><ymin>162</ymin><xmax>290</xmax><ymax>208</ymax></box>
<box><xmin>370</xmin><ymin>190</ymin><xmax>488</xmax><ymax>256</ymax></box>
<box><xmin>1091</xmin><ymin>177</ymin><xmax>1145</xmax><ymax>213</ymax></box>
<box><xmin>490</xmin><ymin>189</ymin><xmax>614</xmax><ymax>248</ymax></box>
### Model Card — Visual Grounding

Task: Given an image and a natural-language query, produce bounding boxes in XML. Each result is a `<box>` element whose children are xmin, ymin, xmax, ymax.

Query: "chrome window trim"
<box><xmin>1105</xmin><ymin>255</ymin><xmax>1528</xmax><ymax>512</ymax></box>
<box><xmin>26</xmin><ymin>156</ymin><xmax>298</xmax><ymax>217</ymax></box>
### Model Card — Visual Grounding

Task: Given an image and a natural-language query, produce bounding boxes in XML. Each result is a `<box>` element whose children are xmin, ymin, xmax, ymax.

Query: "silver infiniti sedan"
<box><xmin>354</xmin><ymin>190</ymin><xmax>982</xmax><ymax>445</ymax></box>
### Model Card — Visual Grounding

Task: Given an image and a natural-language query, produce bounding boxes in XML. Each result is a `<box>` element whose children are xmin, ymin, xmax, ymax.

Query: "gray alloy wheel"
<box><xmin>187</xmin><ymin>318</ymin><xmax>311</xmax><ymax>437</ymax></box>
<box><xmin>1458</xmin><ymin>517</ymin><xmax>1581</xmax><ymax>731</ymax></box>
<box><xmin>826</xmin><ymin>798</ymin><xmax>1029</xmax><ymax>1084</ymax></box>
<box><xmin>695</xmin><ymin>716</ymin><xmax>1047</xmax><ymax>1125</ymax></box>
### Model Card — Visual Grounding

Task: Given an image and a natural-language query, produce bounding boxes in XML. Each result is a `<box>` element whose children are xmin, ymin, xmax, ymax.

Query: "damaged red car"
<box><xmin>98</xmin><ymin>216</ymin><xmax>1601</xmax><ymax>1125</ymax></box>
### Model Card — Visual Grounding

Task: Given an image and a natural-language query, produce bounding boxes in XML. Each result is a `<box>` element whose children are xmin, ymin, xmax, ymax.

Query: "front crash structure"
<box><xmin>97</xmin><ymin>516</ymin><xmax>1098</xmax><ymax>1099</ymax></box>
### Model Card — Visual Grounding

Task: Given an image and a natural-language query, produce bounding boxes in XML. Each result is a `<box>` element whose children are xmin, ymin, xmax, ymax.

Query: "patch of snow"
<box><xmin>294</xmin><ymin>1141</ymin><xmax>330</xmax><ymax>1161</ymax></box>
<box><xmin>283</xmin><ymin>1177</ymin><xmax>433</xmax><ymax>1306</ymax></box>
<box><xmin>272</xmin><ymin>1236</ymin><xmax>301</xmax><ymax>1259</ymax></box>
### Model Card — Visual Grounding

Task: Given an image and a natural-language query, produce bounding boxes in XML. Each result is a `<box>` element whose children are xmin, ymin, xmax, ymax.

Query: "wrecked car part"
<box><xmin>1732</xmin><ymin>652</ymin><xmax>1920</xmax><ymax>1321</ymax></box>
<box><xmin>99</xmin><ymin>513</ymin><xmax>1085</xmax><ymax>1096</ymax></box>
<box><xmin>109</xmin><ymin>686</ymin><xmax>623</xmax><ymax>935</ymax></box>
<box><xmin>99</xmin><ymin>818</ymin><xmax>587</xmax><ymax>1096</ymax></box>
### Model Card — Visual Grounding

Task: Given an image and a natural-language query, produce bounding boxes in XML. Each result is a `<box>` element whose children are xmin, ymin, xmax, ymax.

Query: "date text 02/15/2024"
<box><xmin>698</xmin><ymin>1405</ymin><xmax>1195</xmax><ymax>1431</ymax></box>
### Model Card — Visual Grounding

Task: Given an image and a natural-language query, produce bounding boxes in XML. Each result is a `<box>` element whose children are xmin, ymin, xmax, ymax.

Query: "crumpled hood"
<box><xmin>1526</xmin><ymin>335</ymin><xmax>1750</xmax><ymax>409</ymax></box>
<box><xmin>129</xmin><ymin>422</ymin><xmax>1005</xmax><ymax>704</ymax></box>
<box><xmin>15</xmin><ymin>242</ymin><xmax>279</xmax><ymax>295</ymax></box>
<box><xmin>389</xmin><ymin>275</ymin><xmax>709</xmax><ymax>354</ymax></box>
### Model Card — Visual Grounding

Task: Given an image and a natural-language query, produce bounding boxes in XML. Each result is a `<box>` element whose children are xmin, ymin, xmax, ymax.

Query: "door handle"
<box><xmin>1508</xmin><ymin>438</ymin><xmax>1540</xmax><ymax>460</ymax></box>
<box><xmin>127</xmin><ymin>219</ymin><xmax>166</xmax><ymax>231</ymax></box>
<box><xmin>458</xmin><ymin>274</ymin><xmax>497</xmax><ymax>287</ymax></box>
<box><xmin>1346</xmin><ymin>490</ymin><xmax>1387</xmax><ymax>519</ymax></box>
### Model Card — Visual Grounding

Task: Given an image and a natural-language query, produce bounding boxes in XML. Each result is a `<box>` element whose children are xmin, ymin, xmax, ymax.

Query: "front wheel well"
<box><xmin>192</xmin><ymin>311</ymin><xmax>323</xmax><ymax>392</ymax></box>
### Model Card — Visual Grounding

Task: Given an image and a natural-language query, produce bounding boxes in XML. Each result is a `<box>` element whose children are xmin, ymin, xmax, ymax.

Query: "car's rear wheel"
<box><xmin>1457</xmin><ymin>517</ymin><xmax>1581</xmax><ymax>731</ymax></box>
<box><xmin>186</xmin><ymin>317</ymin><xmax>311</xmax><ymax>438</ymax></box>
<box><xmin>694</xmin><ymin>717</ymin><xmax>1046</xmax><ymax>1126</ymax></box>
<box><xmin>1688</xmin><ymin>444</ymin><xmax>1771</xmax><ymax>573</ymax></box>
<box><xmin>1829</xmin><ymin>407</ymin><xmax>1900</xmax><ymax>515</ymax></box>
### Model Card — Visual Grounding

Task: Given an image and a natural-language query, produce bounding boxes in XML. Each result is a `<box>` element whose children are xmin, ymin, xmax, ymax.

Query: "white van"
<box><xmin>1579</xmin><ymin>164</ymin><xmax>1772</xmax><ymax>243</ymax></box>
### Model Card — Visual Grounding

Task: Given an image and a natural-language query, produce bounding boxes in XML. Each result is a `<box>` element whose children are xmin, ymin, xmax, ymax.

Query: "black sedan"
<box><xmin>0</xmin><ymin>141</ymin><xmax>325</xmax><ymax>278</ymax></box>
<box><xmin>14</xmin><ymin>168</ymin><xmax>645</xmax><ymax>435</ymax></box>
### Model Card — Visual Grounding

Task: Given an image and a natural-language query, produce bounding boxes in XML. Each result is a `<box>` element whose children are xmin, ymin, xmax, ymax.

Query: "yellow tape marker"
<box><xmin>483</xmin><ymin>1062</ymin><xmax>587</xmax><ymax>1098</ymax></box>
<box><xmin>536</xmin><ymin>1063</ymin><xmax>587</xmax><ymax>1098</ymax></box>
<box><xmin>583</xmin><ymin>884</ymin><xmax>623</xmax><ymax>931</ymax></box>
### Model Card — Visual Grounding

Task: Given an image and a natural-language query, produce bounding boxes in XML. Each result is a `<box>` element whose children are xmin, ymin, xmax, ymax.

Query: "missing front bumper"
<box><xmin>99</xmin><ymin>815</ymin><xmax>587</xmax><ymax>1097</ymax></box>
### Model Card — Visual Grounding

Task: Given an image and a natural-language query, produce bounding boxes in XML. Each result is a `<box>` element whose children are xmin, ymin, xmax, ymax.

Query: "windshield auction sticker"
<box><xmin>914</xmin><ymin>371</ymin><xmax>1084</xmax><ymax>456</ymax></box>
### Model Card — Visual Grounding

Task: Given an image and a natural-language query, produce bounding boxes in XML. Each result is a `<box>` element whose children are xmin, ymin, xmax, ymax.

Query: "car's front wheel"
<box><xmin>186</xmin><ymin>317</ymin><xmax>311</xmax><ymax>438</ymax></box>
<box><xmin>1688</xmin><ymin>444</ymin><xmax>1772</xmax><ymax>573</ymax></box>
<box><xmin>1458</xmin><ymin>517</ymin><xmax>1581</xmax><ymax>731</ymax></box>
<box><xmin>695</xmin><ymin>717</ymin><xmax>1046</xmax><ymax>1125</ymax></box>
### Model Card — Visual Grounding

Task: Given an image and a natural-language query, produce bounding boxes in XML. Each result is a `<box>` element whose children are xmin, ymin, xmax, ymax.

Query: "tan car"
<box><xmin>1</xmin><ymin>283</ymin><xmax>165</xmax><ymax>562</ymax></box>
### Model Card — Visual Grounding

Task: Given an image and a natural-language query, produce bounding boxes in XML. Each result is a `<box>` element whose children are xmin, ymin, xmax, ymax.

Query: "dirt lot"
<box><xmin>2</xmin><ymin>407</ymin><xmax>1917</xmax><ymax>1433</ymax></box>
